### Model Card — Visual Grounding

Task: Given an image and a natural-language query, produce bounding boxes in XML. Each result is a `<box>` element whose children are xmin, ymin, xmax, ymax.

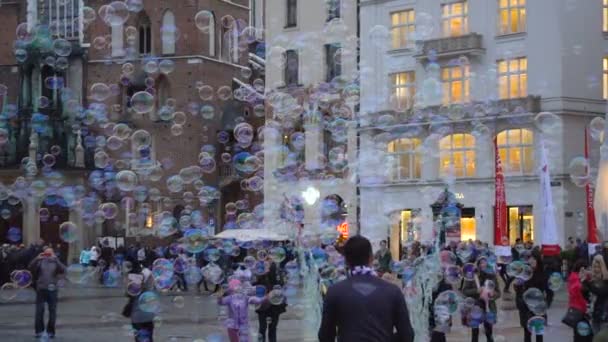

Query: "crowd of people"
<box><xmin>8</xmin><ymin>234</ymin><xmax>608</xmax><ymax>341</ymax></box>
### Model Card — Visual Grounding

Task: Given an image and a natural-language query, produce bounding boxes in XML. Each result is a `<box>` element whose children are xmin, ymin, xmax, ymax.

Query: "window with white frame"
<box><xmin>390</xmin><ymin>71</ymin><xmax>416</xmax><ymax>110</ymax></box>
<box><xmin>441</xmin><ymin>65</ymin><xmax>470</xmax><ymax>104</ymax></box>
<box><xmin>391</xmin><ymin>10</ymin><xmax>415</xmax><ymax>49</ymax></box>
<box><xmin>284</xmin><ymin>50</ymin><xmax>299</xmax><ymax>86</ymax></box>
<box><xmin>38</xmin><ymin>0</ymin><xmax>81</xmax><ymax>40</ymax></box>
<box><xmin>440</xmin><ymin>133</ymin><xmax>476</xmax><ymax>177</ymax></box>
<box><xmin>286</xmin><ymin>0</ymin><xmax>297</xmax><ymax>28</ymax></box>
<box><xmin>387</xmin><ymin>138</ymin><xmax>421</xmax><ymax>180</ymax></box>
<box><xmin>497</xmin><ymin>129</ymin><xmax>534</xmax><ymax>175</ymax></box>
<box><xmin>498</xmin><ymin>57</ymin><xmax>527</xmax><ymax>99</ymax></box>
<box><xmin>498</xmin><ymin>0</ymin><xmax>526</xmax><ymax>35</ymax></box>
<box><xmin>441</xmin><ymin>1</ymin><xmax>468</xmax><ymax>37</ymax></box>
<box><xmin>161</xmin><ymin>11</ymin><xmax>176</xmax><ymax>55</ymax></box>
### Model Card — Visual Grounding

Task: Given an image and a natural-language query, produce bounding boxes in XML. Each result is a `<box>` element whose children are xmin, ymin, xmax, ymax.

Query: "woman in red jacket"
<box><xmin>568</xmin><ymin>260</ymin><xmax>592</xmax><ymax>342</ymax></box>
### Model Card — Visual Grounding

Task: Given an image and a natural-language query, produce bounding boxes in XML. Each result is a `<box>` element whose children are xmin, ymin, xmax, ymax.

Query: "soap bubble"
<box><xmin>131</xmin><ymin>91</ymin><xmax>155</xmax><ymax>114</ymax></box>
<box><xmin>523</xmin><ymin>288</ymin><xmax>547</xmax><ymax>315</ymax></box>
<box><xmin>100</xmin><ymin>202</ymin><xmax>119</xmax><ymax>219</ymax></box>
<box><xmin>569</xmin><ymin>157</ymin><xmax>590</xmax><ymax>187</ymax></box>
<box><xmin>195</xmin><ymin>11</ymin><xmax>214</xmax><ymax>33</ymax></box>
<box><xmin>526</xmin><ymin>316</ymin><xmax>545</xmax><ymax>335</ymax></box>
<box><xmin>138</xmin><ymin>291</ymin><xmax>161</xmax><ymax>313</ymax></box>
<box><xmin>52</xmin><ymin>38</ymin><xmax>72</xmax><ymax>57</ymax></box>
<box><xmin>547</xmin><ymin>272</ymin><xmax>564</xmax><ymax>291</ymax></box>
<box><xmin>6</xmin><ymin>227</ymin><xmax>21</xmax><ymax>243</ymax></box>
<box><xmin>576</xmin><ymin>320</ymin><xmax>592</xmax><ymax>336</ymax></box>
<box><xmin>116</xmin><ymin>170</ymin><xmax>138</xmax><ymax>191</ymax></box>
<box><xmin>435</xmin><ymin>290</ymin><xmax>461</xmax><ymax>314</ymax></box>
<box><xmin>59</xmin><ymin>221</ymin><xmax>78</xmax><ymax>243</ymax></box>
<box><xmin>10</xmin><ymin>270</ymin><xmax>32</xmax><ymax>288</ymax></box>
<box><xmin>534</xmin><ymin>112</ymin><xmax>561</xmax><ymax>133</ymax></box>
<box><xmin>202</xmin><ymin>263</ymin><xmax>223</xmax><ymax>285</ymax></box>
<box><xmin>589</xmin><ymin>117</ymin><xmax>605</xmax><ymax>142</ymax></box>
<box><xmin>268</xmin><ymin>288</ymin><xmax>285</xmax><ymax>305</ymax></box>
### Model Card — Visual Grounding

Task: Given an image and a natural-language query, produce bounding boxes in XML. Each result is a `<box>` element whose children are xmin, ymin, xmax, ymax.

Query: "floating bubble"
<box><xmin>523</xmin><ymin>288</ymin><xmax>547</xmax><ymax>315</ymax></box>
<box><xmin>590</xmin><ymin>117</ymin><xmax>605</xmax><ymax>142</ymax></box>
<box><xmin>569</xmin><ymin>157</ymin><xmax>591</xmax><ymax>187</ymax></box>
<box><xmin>6</xmin><ymin>227</ymin><xmax>21</xmax><ymax>243</ymax></box>
<box><xmin>10</xmin><ymin>270</ymin><xmax>32</xmax><ymax>288</ymax></box>
<box><xmin>527</xmin><ymin>316</ymin><xmax>545</xmax><ymax>335</ymax></box>
<box><xmin>195</xmin><ymin>11</ymin><xmax>214</xmax><ymax>33</ymax></box>
<box><xmin>52</xmin><ymin>38</ymin><xmax>72</xmax><ymax>57</ymax></box>
<box><xmin>547</xmin><ymin>272</ymin><xmax>564</xmax><ymax>291</ymax></box>
<box><xmin>138</xmin><ymin>291</ymin><xmax>161</xmax><ymax>313</ymax></box>
<box><xmin>103</xmin><ymin>269</ymin><xmax>121</xmax><ymax>287</ymax></box>
<box><xmin>201</xmin><ymin>263</ymin><xmax>223</xmax><ymax>285</ymax></box>
<box><xmin>435</xmin><ymin>290</ymin><xmax>461</xmax><ymax>314</ymax></box>
<box><xmin>534</xmin><ymin>112</ymin><xmax>561</xmax><ymax>133</ymax></box>
<box><xmin>576</xmin><ymin>320</ymin><xmax>592</xmax><ymax>337</ymax></box>
<box><xmin>116</xmin><ymin>170</ymin><xmax>138</xmax><ymax>191</ymax></box>
<box><xmin>59</xmin><ymin>221</ymin><xmax>78</xmax><ymax>243</ymax></box>
<box><xmin>131</xmin><ymin>91</ymin><xmax>155</xmax><ymax>114</ymax></box>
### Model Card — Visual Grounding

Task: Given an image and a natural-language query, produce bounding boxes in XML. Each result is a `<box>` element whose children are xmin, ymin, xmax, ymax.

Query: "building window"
<box><xmin>497</xmin><ymin>128</ymin><xmax>534</xmax><ymax>174</ymax></box>
<box><xmin>387</xmin><ymin>138</ymin><xmax>421</xmax><ymax>180</ymax></box>
<box><xmin>441</xmin><ymin>1</ymin><xmax>468</xmax><ymax>37</ymax></box>
<box><xmin>161</xmin><ymin>11</ymin><xmax>176</xmax><ymax>55</ymax></box>
<box><xmin>391</xmin><ymin>10</ymin><xmax>415</xmax><ymax>49</ymax></box>
<box><xmin>221</xmin><ymin>27</ymin><xmax>238</xmax><ymax>63</ymax></box>
<box><xmin>286</xmin><ymin>0</ymin><xmax>297</xmax><ymax>28</ymax></box>
<box><xmin>498</xmin><ymin>0</ymin><xmax>526</xmax><ymax>35</ymax></box>
<box><xmin>284</xmin><ymin>50</ymin><xmax>299</xmax><ymax>86</ymax></box>
<box><xmin>327</xmin><ymin>0</ymin><xmax>341</xmax><ymax>21</ymax></box>
<box><xmin>441</xmin><ymin>65</ymin><xmax>470</xmax><ymax>104</ymax></box>
<box><xmin>604</xmin><ymin>57</ymin><xmax>608</xmax><ymax>99</ymax></box>
<box><xmin>390</xmin><ymin>72</ymin><xmax>415</xmax><ymax>110</ymax></box>
<box><xmin>498</xmin><ymin>57</ymin><xmax>527</xmax><ymax>99</ymax></box>
<box><xmin>604</xmin><ymin>0</ymin><xmax>608</xmax><ymax>32</ymax></box>
<box><xmin>208</xmin><ymin>13</ymin><xmax>216</xmax><ymax>57</ymax></box>
<box><xmin>325</xmin><ymin>43</ymin><xmax>342</xmax><ymax>82</ymax></box>
<box><xmin>439</xmin><ymin>133</ymin><xmax>476</xmax><ymax>177</ymax></box>
<box><xmin>138</xmin><ymin>14</ymin><xmax>152</xmax><ymax>55</ymax></box>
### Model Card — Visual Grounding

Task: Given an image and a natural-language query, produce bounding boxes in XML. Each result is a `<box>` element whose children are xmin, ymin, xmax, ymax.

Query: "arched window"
<box><xmin>387</xmin><ymin>138</ymin><xmax>421</xmax><ymax>180</ymax></box>
<box><xmin>221</xmin><ymin>26</ymin><xmax>238</xmax><ymax>63</ymax></box>
<box><xmin>497</xmin><ymin>128</ymin><xmax>534</xmax><ymax>174</ymax></box>
<box><xmin>439</xmin><ymin>133</ymin><xmax>475</xmax><ymax>177</ymax></box>
<box><xmin>161</xmin><ymin>11</ymin><xmax>176</xmax><ymax>55</ymax></box>
<box><xmin>138</xmin><ymin>13</ymin><xmax>152</xmax><ymax>55</ymax></box>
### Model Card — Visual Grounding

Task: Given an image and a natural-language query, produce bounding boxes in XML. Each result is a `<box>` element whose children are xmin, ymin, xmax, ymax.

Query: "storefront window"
<box><xmin>508</xmin><ymin>206</ymin><xmax>534</xmax><ymax>244</ymax></box>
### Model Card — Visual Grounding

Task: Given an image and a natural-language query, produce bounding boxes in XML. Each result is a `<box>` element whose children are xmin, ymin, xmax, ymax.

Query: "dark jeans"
<box><xmin>197</xmin><ymin>279</ymin><xmax>218</xmax><ymax>293</ymax></box>
<box><xmin>430</xmin><ymin>331</ymin><xmax>447</xmax><ymax>342</ymax></box>
<box><xmin>258</xmin><ymin>312</ymin><xmax>279</xmax><ymax>342</ymax></box>
<box><xmin>35</xmin><ymin>289</ymin><xmax>58</xmax><ymax>335</ymax></box>
<box><xmin>132</xmin><ymin>322</ymin><xmax>154</xmax><ymax>342</ymax></box>
<box><xmin>524</xmin><ymin>330</ymin><xmax>543</xmax><ymax>342</ymax></box>
<box><xmin>176</xmin><ymin>273</ymin><xmax>187</xmax><ymax>291</ymax></box>
<box><xmin>472</xmin><ymin>322</ymin><xmax>493</xmax><ymax>342</ymax></box>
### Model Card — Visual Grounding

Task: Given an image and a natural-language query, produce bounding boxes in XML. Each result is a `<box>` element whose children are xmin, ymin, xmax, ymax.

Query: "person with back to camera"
<box><xmin>318</xmin><ymin>235</ymin><xmax>414</xmax><ymax>342</ymax></box>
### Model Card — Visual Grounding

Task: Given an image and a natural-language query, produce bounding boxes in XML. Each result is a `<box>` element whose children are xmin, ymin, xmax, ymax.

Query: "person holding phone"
<box><xmin>28</xmin><ymin>248</ymin><xmax>66</xmax><ymax>339</ymax></box>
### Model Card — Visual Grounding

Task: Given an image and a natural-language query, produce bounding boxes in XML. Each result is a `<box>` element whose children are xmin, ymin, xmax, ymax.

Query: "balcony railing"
<box><xmin>415</xmin><ymin>33</ymin><xmax>484</xmax><ymax>61</ymax></box>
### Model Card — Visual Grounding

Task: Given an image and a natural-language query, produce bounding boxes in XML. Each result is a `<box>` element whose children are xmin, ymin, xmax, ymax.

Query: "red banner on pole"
<box><xmin>586</xmin><ymin>128</ymin><xmax>600</xmax><ymax>243</ymax></box>
<box><xmin>494</xmin><ymin>138</ymin><xmax>510</xmax><ymax>255</ymax></box>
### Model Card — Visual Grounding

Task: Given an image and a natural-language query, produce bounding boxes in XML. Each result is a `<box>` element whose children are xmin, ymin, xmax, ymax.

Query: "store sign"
<box><xmin>455</xmin><ymin>193</ymin><xmax>465</xmax><ymax>200</ymax></box>
<box><xmin>337</xmin><ymin>222</ymin><xmax>349</xmax><ymax>238</ymax></box>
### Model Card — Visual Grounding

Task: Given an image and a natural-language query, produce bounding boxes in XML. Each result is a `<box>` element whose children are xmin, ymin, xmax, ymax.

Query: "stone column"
<box><xmin>68</xmin><ymin>208</ymin><xmax>84</xmax><ymax>264</ymax></box>
<box><xmin>304</xmin><ymin>123</ymin><xmax>323</xmax><ymax>170</ymax></box>
<box><xmin>23</xmin><ymin>197</ymin><xmax>41</xmax><ymax>246</ymax></box>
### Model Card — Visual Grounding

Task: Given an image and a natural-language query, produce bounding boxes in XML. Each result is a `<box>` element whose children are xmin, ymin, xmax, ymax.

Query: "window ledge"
<box><xmin>284</xmin><ymin>25</ymin><xmax>299</xmax><ymax>32</ymax></box>
<box><xmin>495</xmin><ymin>32</ymin><xmax>527</xmax><ymax>41</ymax></box>
<box><xmin>387</xmin><ymin>47</ymin><xmax>415</xmax><ymax>55</ymax></box>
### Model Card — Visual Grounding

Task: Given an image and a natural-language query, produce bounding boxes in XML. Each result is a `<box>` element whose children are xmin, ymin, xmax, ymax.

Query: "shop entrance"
<box><xmin>508</xmin><ymin>206</ymin><xmax>534</xmax><ymax>244</ymax></box>
<box><xmin>460</xmin><ymin>208</ymin><xmax>476</xmax><ymax>241</ymax></box>
<box><xmin>389</xmin><ymin>209</ymin><xmax>420</xmax><ymax>260</ymax></box>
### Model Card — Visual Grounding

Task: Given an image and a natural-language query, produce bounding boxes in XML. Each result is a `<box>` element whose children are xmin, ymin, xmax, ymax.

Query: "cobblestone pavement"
<box><xmin>0</xmin><ymin>284</ymin><xmax>572</xmax><ymax>342</ymax></box>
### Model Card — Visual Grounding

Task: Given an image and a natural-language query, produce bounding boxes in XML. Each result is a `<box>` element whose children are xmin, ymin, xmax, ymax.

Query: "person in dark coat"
<box><xmin>254</xmin><ymin>261</ymin><xmax>286</xmax><ymax>342</ymax></box>
<box><xmin>429</xmin><ymin>275</ymin><xmax>453</xmax><ymax>342</ymax></box>
<box><xmin>515</xmin><ymin>253</ymin><xmax>546</xmax><ymax>342</ymax></box>
<box><xmin>582</xmin><ymin>254</ymin><xmax>608</xmax><ymax>334</ymax></box>
<box><xmin>318</xmin><ymin>235</ymin><xmax>414</xmax><ymax>342</ymax></box>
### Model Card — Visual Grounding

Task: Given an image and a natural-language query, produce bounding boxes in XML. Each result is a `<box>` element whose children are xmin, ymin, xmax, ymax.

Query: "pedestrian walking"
<box><xmin>582</xmin><ymin>254</ymin><xmax>608</xmax><ymax>334</ymax></box>
<box><xmin>28</xmin><ymin>248</ymin><xmax>66</xmax><ymax>339</ymax></box>
<box><xmin>124</xmin><ymin>263</ymin><xmax>156</xmax><ymax>342</ymax></box>
<box><xmin>318</xmin><ymin>235</ymin><xmax>414</xmax><ymax>342</ymax></box>
<box><xmin>565</xmin><ymin>260</ymin><xmax>593</xmax><ymax>342</ymax></box>
<box><xmin>255</xmin><ymin>261</ymin><xmax>286</xmax><ymax>342</ymax></box>
<box><xmin>373</xmin><ymin>240</ymin><xmax>392</xmax><ymax>275</ymax></box>
<box><xmin>515</xmin><ymin>253</ymin><xmax>547</xmax><ymax>342</ymax></box>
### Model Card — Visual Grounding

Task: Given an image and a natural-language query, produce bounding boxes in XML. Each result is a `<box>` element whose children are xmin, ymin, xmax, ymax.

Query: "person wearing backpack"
<box><xmin>28</xmin><ymin>248</ymin><xmax>66</xmax><ymax>339</ymax></box>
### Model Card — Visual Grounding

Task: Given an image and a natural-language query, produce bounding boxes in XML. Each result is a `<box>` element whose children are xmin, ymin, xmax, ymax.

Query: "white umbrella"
<box><xmin>213</xmin><ymin>228</ymin><xmax>290</xmax><ymax>242</ymax></box>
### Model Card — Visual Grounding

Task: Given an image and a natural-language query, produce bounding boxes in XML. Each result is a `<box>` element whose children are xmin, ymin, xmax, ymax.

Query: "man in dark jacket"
<box><xmin>318</xmin><ymin>235</ymin><xmax>414</xmax><ymax>342</ymax></box>
<box><xmin>28</xmin><ymin>248</ymin><xmax>66</xmax><ymax>339</ymax></box>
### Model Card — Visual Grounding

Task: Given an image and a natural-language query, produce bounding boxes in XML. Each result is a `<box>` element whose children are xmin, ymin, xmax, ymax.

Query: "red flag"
<box><xmin>494</xmin><ymin>137</ymin><xmax>510</xmax><ymax>256</ymax></box>
<box><xmin>586</xmin><ymin>127</ymin><xmax>600</xmax><ymax>243</ymax></box>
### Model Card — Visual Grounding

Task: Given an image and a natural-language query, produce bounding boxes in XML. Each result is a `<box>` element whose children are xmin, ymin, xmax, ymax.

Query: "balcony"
<box><xmin>415</xmin><ymin>33</ymin><xmax>484</xmax><ymax>61</ymax></box>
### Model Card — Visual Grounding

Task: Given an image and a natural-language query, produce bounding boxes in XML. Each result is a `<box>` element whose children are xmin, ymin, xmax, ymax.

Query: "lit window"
<box><xmin>604</xmin><ymin>0</ymin><xmax>608</xmax><ymax>32</ymax></box>
<box><xmin>390</xmin><ymin>71</ymin><xmax>416</xmax><ymax>110</ymax></box>
<box><xmin>441</xmin><ymin>65</ymin><xmax>470</xmax><ymax>104</ymax></box>
<box><xmin>286</xmin><ymin>0</ymin><xmax>297</xmax><ymax>28</ymax></box>
<box><xmin>439</xmin><ymin>133</ymin><xmax>476</xmax><ymax>177</ymax></box>
<box><xmin>284</xmin><ymin>50</ymin><xmax>299</xmax><ymax>85</ymax></box>
<box><xmin>391</xmin><ymin>10</ymin><xmax>415</xmax><ymax>49</ymax></box>
<box><xmin>161</xmin><ymin>11</ymin><xmax>176</xmax><ymax>55</ymax></box>
<box><xmin>498</xmin><ymin>57</ymin><xmax>527</xmax><ymax>99</ymax></box>
<box><xmin>604</xmin><ymin>57</ymin><xmax>608</xmax><ymax>99</ymax></box>
<box><xmin>387</xmin><ymin>138</ymin><xmax>421</xmax><ymax>180</ymax></box>
<box><xmin>497</xmin><ymin>129</ymin><xmax>534</xmax><ymax>174</ymax></box>
<box><xmin>498</xmin><ymin>0</ymin><xmax>526</xmax><ymax>35</ymax></box>
<box><xmin>441</xmin><ymin>1</ymin><xmax>468</xmax><ymax>37</ymax></box>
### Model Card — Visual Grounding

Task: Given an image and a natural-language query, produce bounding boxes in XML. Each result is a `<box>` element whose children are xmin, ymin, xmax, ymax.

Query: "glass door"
<box><xmin>508</xmin><ymin>206</ymin><xmax>534</xmax><ymax>244</ymax></box>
